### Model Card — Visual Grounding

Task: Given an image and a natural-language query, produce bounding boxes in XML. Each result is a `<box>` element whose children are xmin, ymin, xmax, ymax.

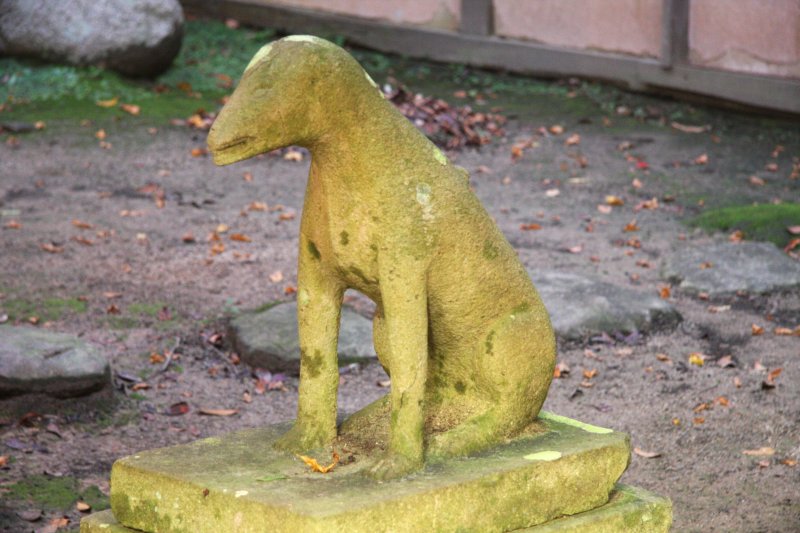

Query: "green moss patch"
<box><xmin>6</xmin><ymin>475</ymin><xmax>81</xmax><ymax>510</ymax></box>
<box><xmin>689</xmin><ymin>203</ymin><xmax>800</xmax><ymax>247</ymax></box>
<box><xmin>1</xmin><ymin>297</ymin><xmax>87</xmax><ymax>322</ymax></box>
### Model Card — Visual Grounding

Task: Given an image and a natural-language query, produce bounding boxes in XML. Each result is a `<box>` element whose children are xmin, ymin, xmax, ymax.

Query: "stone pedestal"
<box><xmin>80</xmin><ymin>412</ymin><xmax>672</xmax><ymax>532</ymax></box>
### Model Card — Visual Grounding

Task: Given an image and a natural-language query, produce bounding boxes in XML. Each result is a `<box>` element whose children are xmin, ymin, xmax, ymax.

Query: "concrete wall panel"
<box><xmin>494</xmin><ymin>0</ymin><xmax>662</xmax><ymax>58</ymax></box>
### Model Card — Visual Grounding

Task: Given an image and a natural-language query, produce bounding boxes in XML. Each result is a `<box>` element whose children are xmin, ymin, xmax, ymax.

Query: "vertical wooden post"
<box><xmin>661</xmin><ymin>0</ymin><xmax>690</xmax><ymax>69</ymax></box>
<box><xmin>461</xmin><ymin>0</ymin><xmax>493</xmax><ymax>36</ymax></box>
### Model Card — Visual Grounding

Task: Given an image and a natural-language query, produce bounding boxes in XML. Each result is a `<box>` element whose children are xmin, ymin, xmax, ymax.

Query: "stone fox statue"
<box><xmin>207</xmin><ymin>36</ymin><xmax>556</xmax><ymax>479</ymax></box>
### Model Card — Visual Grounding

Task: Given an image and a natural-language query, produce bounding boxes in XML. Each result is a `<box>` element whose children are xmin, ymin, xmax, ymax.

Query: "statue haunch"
<box><xmin>207</xmin><ymin>36</ymin><xmax>556</xmax><ymax>480</ymax></box>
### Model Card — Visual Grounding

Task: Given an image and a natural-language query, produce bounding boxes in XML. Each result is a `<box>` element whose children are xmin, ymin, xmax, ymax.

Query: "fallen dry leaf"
<box><xmin>717</xmin><ymin>355</ymin><xmax>735</xmax><ymax>368</ymax></box>
<box><xmin>76</xmin><ymin>501</ymin><xmax>91</xmax><ymax>512</ymax></box>
<box><xmin>656</xmin><ymin>353</ymin><xmax>672</xmax><ymax>363</ymax></box>
<box><xmin>284</xmin><ymin>285</ymin><xmax>297</xmax><ymax>295</ymax></box>
<box><xmin>765</xmin><ymin>162</ymin><xmax>778</xmax><ymax>172</ymax></box>
<box><xmin>565</xmin><ymin>133</ymin><xmax>580</xmax><ymax>146</ymax></box>
<box><xmin>248</xmin><ymin>201</ymin><xmax>267</xmax><ymax>211</ymax></box>
<box><xmin>729</xmin><ymin>230</ymin><xmax>744</xmax><ymax>242</ymax></box>
<box><xmin>787</xmin><ymin>225</ymin><xmax>800</xmax><ymax>235</ymax></box>
<box><xmin>670</xmin><ymin>122</ymin><xmax>709</xmax><ymax>134</ymax></box>
<box><xmin>658</xmin><ymin>286</ymin><xmax>671</xmax><ymax>299</ymax></box>
<box><xmin>751</xmin><ymin>324</ymin><xmax>764</xmax><ymax>336</ymax></box>
<box><xmin>781</xmin><ymin>459</ymin><xmax>797</xmax><ymax>467</ymax></box>
<box><xmin>0</xmin><ymin>455</ymin><xmax>7</xmax><ymax>468</ymax></box>
<box><xmin>297</xmin><ymin>451</ymin><xmax>339</xmax><ymax>473</ymax></box>
<box><xmin>631</xmin><ymin>178</ymin><xmax>643</xmax><ymax>189</ymax></box>
<box><xmin>199</xmin><ymin>408</ymin><xmax>239</xmax><ymax>417</ymax></box>
<box><xmin>269</xmin><ymin>271</ymin><xmax>284</xmax><ymax>283</ymax></box>
<box><xmin>553</xmin><ymin>361</ymin><xmax>570</xmax><ymax>378</ymax></box>
<box><xmin>190</xmin><ymin>147</ymin><xmax>208</xmax><ymax>157</ymax></box>
<box><xmin>40</xmin><ymin>243</ymin><xmax>64</xmax><ymax>254</ymax></box>
<box><xmin>748</xmin><ymin>175</ymin><xmax>765</xmax><ymax>186</ymax></box>
<box><xmin>520</xmin><ymin>223</ymin><xmax>542</xmax><ymax>231</ymax></box>
<box><xmin>94</xmin><ymin>129</ymin><xmax>106</xmax><ymax>140</ymax></box>
<box><xmin>582</xmin><ymin>368</ymin><xmax>598</xmax><ymax>379</ymax></box>
<box><xmin>120</xmin><ymin>103</ymin><xmax>140</xmax><ymax>116</ymax></box>
<box><xmin>131</xmin><ymin>382</ymin><xmax>150</xmax><ymax>391</ymax></box>
<box><xmin>71</xmin><ymin>219</ymin><xmax>92</xmax><ymax>229</ymax></box>
<box><xmin>688</xmin><ymin>352</ymin><xmax>706</xmax><ymax>366</ymax></box>
<box><xmin>3</xmin><ymin>219</ymin><xmax>21</xmax><ymax>229</ymax></box>
<box><xmin>743</xmin><ymin>447</ymin><xmax>775</xmax><ymax>457</ymax></box>
<box><xmin>693</xmin><ymin>153</ymin><xmax>709</xmax><ymax>165</ymax></box>
<box><xmin>633</xmin><ymin>447</ymin><xmax>661</xmax><ymax>458</ymax></box>
<box><xmin>624</xmin><ymin>220</ymin><xmax>639</xmax><ymax>232</ymax></box>
<box><xmin>566</xmin><ymin>244</ymin><xmax>583</xmax><ymax>254</ymax></box>
<box><xmin>699</xmin><ymin>261</ymin><xmax>713</xmax><ymax>270</ymax></box>
<box><xmin>548</xmin><ymin>124</ymin><xmax>564</xmax><ymax>135</ymax></box>
<box><xmin>96</xmin><ymin>97</ymin><xmax>118</xmax><ymax>108</ymax></box>
<box><xmin>230</xmin><ymin>233</ymin><xmax>252</xmax><ymax>243</ymax></box>
<box><xmin>279</xmin><ymin>212</ymin><xmax>296</xmax><ymax>221</ymax></box>
<box><xmin>545</xmin><ymin>188</ymin><xmax>560</xmax><ymax>197</ymax></box>
<box><xmin>774</xmin><ymin>327</ymin><xmax>796</xmax><ymax>336</ymax></box>
<box><xmin>182</xmin><ymin>233</ymin><xmax>196</xmax><ymax>243</ymax></box>
<box><xmin>693</xmin><ymin>417</ymin><xmax>705</xmax><ymax>425</ymax></box>
<box><xmin>166</xmin><ymin>401</ymin><xmax>190</xmax><ymax>416</ymax></box>
<box><xmin>605</xmin><ymin>195</ymin><xmax>624</xmax><ymax>206</ymax></box>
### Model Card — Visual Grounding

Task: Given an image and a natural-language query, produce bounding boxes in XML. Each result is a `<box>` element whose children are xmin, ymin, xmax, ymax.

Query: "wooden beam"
<box><xmin>661</xmin><ymin>0</ymin><xmax>690</xmax><ymax>70</ymax></box>
<box><xmin>460</xmin><ymin>0</ymin><xmax>493</xmax><ymax>36</ymax></box>
<box><xmin>181</xmin><ymin>0</ymin><xmax>800</xmax><ymax>115</ymax></box>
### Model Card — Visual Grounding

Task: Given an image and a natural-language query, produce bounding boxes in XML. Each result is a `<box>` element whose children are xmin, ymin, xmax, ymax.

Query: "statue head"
<box><xmin>207</xmin><ymin>35</ymin><xmax>381</xmax><ymax>165</ymax></box>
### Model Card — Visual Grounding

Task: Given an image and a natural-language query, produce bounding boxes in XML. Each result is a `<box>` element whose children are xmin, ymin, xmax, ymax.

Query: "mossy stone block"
<box><xmin>83</xmin><ymin>484</ymin><xmax>671</xmax><ymax>532</ymax></box>
<box><xmin>108</xmin><ymin>412</ymin><xmax>630</xmax><ymax>533</ymax></box>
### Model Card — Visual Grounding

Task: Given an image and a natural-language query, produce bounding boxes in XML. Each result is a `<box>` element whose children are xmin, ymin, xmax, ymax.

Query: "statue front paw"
<box><xmin>367</xmin><ymin>452</ymin><xmax>423</xmax><ymax>481</ymax></box>
<box><xmin>273</xmin><ymin>423</ymin><xmax>335</xmax><ymax>453</ymax></box>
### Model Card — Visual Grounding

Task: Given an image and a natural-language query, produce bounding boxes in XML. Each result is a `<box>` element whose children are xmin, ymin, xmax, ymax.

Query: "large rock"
<box><xmin>529</xmin><ymin>270</ymin><xmax>682</xmax><ymax>340</ymax></box>
<box><xmin>662</xmin><ymin>241</ymin><xmax>800</xmax><ymax>297</ymax></box>
<box><xmin>103</xmin><ymin>413</ymin><xmax>632</xmax><ymax>532</ymax></box>
<box><xmin>229</xmin><ymin>302</ymin><xmax>376</xmax><ymax>373</ymax></box>
<box><xmin>0</xmin><ymin>326</ymin><xmax>110</xmax><ymax>398</ymax></box>
<box><xmin>0</xmin><ymin>0</ymin><xmax>183</xmax><ymax>77</ymax></box>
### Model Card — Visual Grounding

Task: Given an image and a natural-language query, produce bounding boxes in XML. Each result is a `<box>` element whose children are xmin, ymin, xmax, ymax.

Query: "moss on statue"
<box><xmin>207</xmin><ymin>35</ymin><xmax>556</xmax><ymax>479</ymax></box>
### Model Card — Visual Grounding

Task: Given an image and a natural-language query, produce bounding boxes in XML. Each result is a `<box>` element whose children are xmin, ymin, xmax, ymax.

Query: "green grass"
<box><xmin>689</xmin><ymin>203</ymin><xmax>800</xmax><ymax>247</ymax></box>
<box><xmin>0</xmin><ymin>297</ymin><xmax>87</xmax><ymax>321</ymax></box>
<box><xmin>5</xmin><ymin>475</ymin><xmax>109</xmax><ymax>511</ymax></box>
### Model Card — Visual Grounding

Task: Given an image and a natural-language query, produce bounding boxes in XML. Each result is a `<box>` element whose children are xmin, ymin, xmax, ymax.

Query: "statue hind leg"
<box><xmin>425</xmin><ymin>309</ymin><xmax>556</xmax><ymax>459</ymax></box>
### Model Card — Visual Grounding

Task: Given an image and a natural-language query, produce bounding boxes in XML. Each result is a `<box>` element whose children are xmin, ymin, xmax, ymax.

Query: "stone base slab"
<box><xmin>81</xmin><ymin>484</ymin><xmax>671</xmax><ymax>532</ymax></box>
<box><xmin>96</xmin><ymin>412</ymin><xmax>635</xmax><ymax>532</ymax></box>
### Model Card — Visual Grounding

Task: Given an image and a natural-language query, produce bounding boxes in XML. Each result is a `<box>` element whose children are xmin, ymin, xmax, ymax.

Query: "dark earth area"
<box><xmin>1</xmin><ymin>18</ymin><xmax>799</xmax><ymax>533</ymax></box>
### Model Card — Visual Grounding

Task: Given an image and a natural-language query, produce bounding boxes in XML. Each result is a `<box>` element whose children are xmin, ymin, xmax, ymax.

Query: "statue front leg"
<box><xmin>274</xmin><ymin>235</ymin><xmax>344</xmax><ymax>453</ymax></box>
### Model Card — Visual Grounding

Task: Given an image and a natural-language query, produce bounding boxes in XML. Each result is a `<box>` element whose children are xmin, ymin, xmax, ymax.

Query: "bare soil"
<box><xmin>1</xmin><ymin>87</ymin><xmax>799</xmax><ymax>532</ymax></box>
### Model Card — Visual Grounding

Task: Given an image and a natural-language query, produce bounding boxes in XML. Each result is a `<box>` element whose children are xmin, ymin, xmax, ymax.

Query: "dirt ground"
<box><xmin>1</xmin><ymin>72</ymin><xmax>799</xmax><ymax>532</ymax></box>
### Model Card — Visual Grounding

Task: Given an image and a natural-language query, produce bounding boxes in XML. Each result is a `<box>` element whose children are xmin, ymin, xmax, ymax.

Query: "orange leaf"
<box><xmin>191</xmin><ymin>147</ymin><xmax>208</xmax><ymax>157</ymax></box>
<box><xmin>715</xmin><ymin>396</ymin><xmax>730</xmax><ymax>407</ymax></box>
<box><xmin>605</xmin><ymin>195</ymin><xmax>624</xmax><ymax>206</ymax></box>
<box><xmin>71</xmin><ymin>219</ymin><xmax>93</xmax><ymax>229</ymax></box>
<box><xmin>520</xmin><ymin>223</ymin><xmax>542</xmax><ymax>231</ymax></box>
<box><xmin>623</xmin><ymin>220</ymin><xmax>639</xmax><ymax>232</ymax></box>
<box><xmin>297</xmin><ymin>451</ymin><xmax>339</xmax><ymax>473</ymax></box>
<box><xmin>774</xmin><ymin>327</ymin><xmax>794</xmax><ymax>336</ymax></box>
<box><xmin>284</xmin><ymin>285</ymin><xmax>297</xmax><ymax>295</ymax></box>
<box><xmin>4</xmin><ymin>219</ymin><xmax>21</xmax><ymax>229</ymax></box>
<box><xmin>693</xmin><ymin>417</ymin><xmax>705</xmax><ymax>425</ymax></box>
<box><xmin>658</xmin><ymin>286</ymin><xmax>671</xmax><ymax>299</ymax></box>
<box><xmin>743</xmin><ymin>447</ymin><xmax>775</xmax><ymax>456</ymax></box>
<box><xmin>751</xmin><ymin>324</ymin><xmax>764</xmax><ymax>336</ymax></box>
<box><xmin>230</xmin><ymin>233</ymin><xmax>252</xmax><ymax>243</ymax></box>
<box><xmin>279</xmin><ymin>212</ymin><xmax>296</xmax><ymax>221</ymax></box>
<box><xmin>0</xmin><ymin>455</ymin><xmax>7</xmax><ymax>467</ymax></box>
<box><xmin>582</xmin><ymin>368</ymin><xmax>598</xmax><ymax>379</ymax></box>
<box><xmin>120</xmin><ymin>103</ymin><xmax>140</xmax><ymax>116</ymax></box>
<box><xmin>693</xmin><ymin>153</ymin><xmax>708</xmax><ymax>165</ymax></box>
<box><xmin>548</xmin><ymin>125</ymin><xmax>564</xmax><ymax>135</ymax></box>
<box><xmin>564</xmin><ymin>133</ymin><xmax>580</xmax><ymax>146</ymax></box>
<box><xmin>149</xmin><ymin>352</ymin><xmax>165</xmax><ymax>364</ymax></box>
<box><xmin>729</xmin><ymin>230</ymin><xmax>744</xmax><ymax>242</ymax></box>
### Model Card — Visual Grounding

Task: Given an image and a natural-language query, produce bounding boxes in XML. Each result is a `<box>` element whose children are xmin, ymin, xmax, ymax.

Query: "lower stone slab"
<box><xmin>81</xmin><ymin>484</ymin><xmax>671</xmax><ymax>532</ymax></box>
<box><xmin>105</xmin><ymin>412</ymin><xmax>633</xmax><ymax>533</ymax></box>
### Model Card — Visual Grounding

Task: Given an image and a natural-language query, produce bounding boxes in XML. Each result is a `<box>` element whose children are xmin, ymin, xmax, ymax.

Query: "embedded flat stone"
<box><xmin>108</xmin><ymin>412</ymin><xmax>630</xmax><ymax>533</ymax></box>
<box><xmin>82</xmin><ymin>484</ymin><xmax>671</xmax><ymax>533</ymax></box>
<box><xmin>529</xmin><ymin>271</ymin><xmax>682</xmax><ymax>340</ymax></box>
<box><xmin>229</xmin><ymin>302</ymin><xmax>375</xmax><ymax>373</ymax></box>
<box><xmin>662</xmin><ymin>241</ymin><xmax>800</xmax><ymax>296</ymax></box>
<box><xmin>0</xmin><ymin>325</ymin><xmax>109</xmax><ymax>398</ymax></box>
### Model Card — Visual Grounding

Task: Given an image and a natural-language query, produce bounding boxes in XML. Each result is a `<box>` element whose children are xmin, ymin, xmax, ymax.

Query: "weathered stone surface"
<box><xmin>662</xmin><ymin>241</ymin><xmax>800</xmax><ymax>296</ymax></box>
<box><xmin>84</xmin><ymin>483</ymin><xmax>671</xmax><ymax>533</ymax></box>
<box><xmin>108</xmin><ymin>412</ymin><xmax>630</xmax><ymax>533</ymax></box>
<box><xmin>524</xmin><ymin>484</ymin><xmax>672</xmax><ymax>532</ymax></box>
<box><xmin>529</xmin><ymin>270</ymin><xmax>682</xmax><ymax>340</ymax></box>
<box><xmin>0</xmin><ymin>326</ymin><xmax>109</xmax><ymax>398</ymax></box>
<box><xmin>229</xmin><ymin>302</ymin><xmax>375</xmax><ymax>373</ymax></box>
<box><xmin>0</xmin><ymin>0</ymin><xmax>183</xmax><ymax>77</ymax></box>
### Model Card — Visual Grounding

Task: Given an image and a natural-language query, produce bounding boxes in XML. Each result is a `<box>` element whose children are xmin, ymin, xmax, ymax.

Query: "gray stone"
<box><xmin>0</xmin><ymin>326</ymin><xmax>110</xmax><ymax>398</ymax></box>
<box><xmin>229</xmin><ymin>302</ymin><xmax>375</xmax><ymax>373</ymax></box>
<box><xmin>662</xmin><ymin>241</ymin><xmax>800</xmax><ymax>297</ymax></box>
<box><xmin>0</xmin><ymin>0</ymin><xmax>183</xmax><ymax>77</ymax></box>
<box><xmin>529</xmin><ymin>270</ymin><xmax>682</xmax><ymax>340</ymax></box>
